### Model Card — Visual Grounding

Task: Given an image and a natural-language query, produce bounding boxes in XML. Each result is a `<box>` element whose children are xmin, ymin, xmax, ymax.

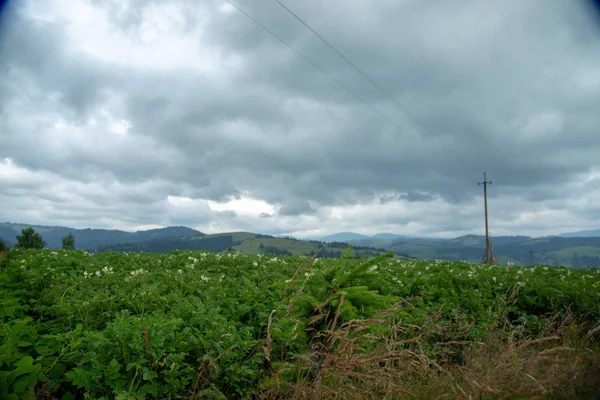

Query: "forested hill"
<box><xmin>348</xmin><ymin>235</ymin><xmax>600</xmax><ymax>268</ymax></box>
<box><xmin>96</xmin><ymin>232</ymin><xmax>404</xmax><ymax>259</ymax></box>
<box><xmin>0</xmin><ymin>222</ymin><xmax>203</xmax><ymax>250</ymax></box>
<box><xmin>2</xmin><ymin>222</ymin><xmax>600</xmax><ymax>267</ymax></box>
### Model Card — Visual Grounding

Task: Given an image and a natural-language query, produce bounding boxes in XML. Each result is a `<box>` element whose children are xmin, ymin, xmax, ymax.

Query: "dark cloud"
<box><xmin>0</xmin><ymin>0</ymin><xmax>599</xmax><ymax>237</ymax></box>
<box><xmin>278</xmin><ymin>200</ymin><xmax>315</xmax><ymax>216</ymax></box>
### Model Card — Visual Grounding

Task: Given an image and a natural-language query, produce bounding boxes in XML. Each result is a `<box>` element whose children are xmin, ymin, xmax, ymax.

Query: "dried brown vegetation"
<box><xmin>260</xmin><ymin>284</ymin><xmax>600</xmax><ymax>400</ymax></box>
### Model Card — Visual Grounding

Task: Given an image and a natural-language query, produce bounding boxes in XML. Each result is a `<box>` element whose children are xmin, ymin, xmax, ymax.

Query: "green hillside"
<box><xmin>3</xmin><ymin>222</ymin><xmax>600</xmax><ymax>266</ymax></box>
<box><xmin>346</xmin><ymin>235</ymin><xmax>600</xmax><ymax>268</ymax></box>
<box><xmin>99</xmin><ymin>232</ymin><xmax>400</xmax><ymax>259</ymax></box>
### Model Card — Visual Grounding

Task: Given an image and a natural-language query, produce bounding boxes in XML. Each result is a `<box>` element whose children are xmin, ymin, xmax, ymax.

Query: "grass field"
<box><xmin>222</xmin><ymin>232</ymin><xmax>392</xmax><ymax>258</ymax></box>
<box><xmin>548</xmin><ymin>246</ymin><xmax>600</xmax><ymax>257</ymax></box>
<box><xmin>1</xmin><ymin>248</ymin><xmax>599</xmax><ymax>399</ymax></box>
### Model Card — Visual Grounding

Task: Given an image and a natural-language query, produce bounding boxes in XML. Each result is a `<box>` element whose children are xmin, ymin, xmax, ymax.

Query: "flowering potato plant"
<box><xmin>0</xmin><ymin>248</ymin><xmax>598</xmax><ymax>398</ymax></box>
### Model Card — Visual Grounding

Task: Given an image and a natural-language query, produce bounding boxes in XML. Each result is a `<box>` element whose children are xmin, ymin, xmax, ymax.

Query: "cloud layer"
<box><xmin>1</xmin><ymin>0</ymin><xmax>600</xmax><ymax>238</ymax></box>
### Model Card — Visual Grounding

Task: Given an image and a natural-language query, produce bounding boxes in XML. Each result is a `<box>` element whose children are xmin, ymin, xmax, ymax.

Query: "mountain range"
<box><xmin>0</xmin><ymin>222</ymin><xmax>394</xmax><ymax>260</ymax></box>
<box><xmin>0</xmin><ymin>222</ymin><xmax>204</xmax><ymax>250</ymax></box>
<box><xmin>555</xmin><ymin>229</ymin><xmax>600</xmax><ymax>238</ymax></box>
<box><xmin>319</xmin><ymin>232</ymin><xmax>414</xmax><ymax>242</ymax></box>
<box><xmin>1</xmin><ymin>222</ymin><xmax>599</xmax><ymax>268</ymax></box>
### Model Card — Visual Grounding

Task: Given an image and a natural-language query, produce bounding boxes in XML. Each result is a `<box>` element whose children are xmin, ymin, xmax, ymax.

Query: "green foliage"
<box><xmin>61</xmin><ymin>233</ymin><xmax>76</xmax><ymax>250</ymax></box>
<box><xmin>261</xmin><ymin>246</ymin><xmax>292</xmax><ymax>256</ymax></box>
<box><xmin>15</xmin><ymin>228</ymin><xmax>45</xmax><ymax>250</ymax></box>
<box><xmin>0</xmin><ymin>316</ymin><xmax>48</xmax><ymax>399</ymax></box>
<box><xmin>0</xmin><ymin>239</ymin><xmax>8</xmax><ymax>252</ymax></box>
<box><xmin>0</xmin><ymin>247</ymin><xmax>598</xmax><ymax>398</ymax></box>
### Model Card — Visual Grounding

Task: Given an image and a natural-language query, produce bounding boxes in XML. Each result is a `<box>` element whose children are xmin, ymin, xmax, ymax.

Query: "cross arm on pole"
<box><xmin>478</xmin><ymin>172</ymin><xmax>492</xmax><ymax>186</ymax></box>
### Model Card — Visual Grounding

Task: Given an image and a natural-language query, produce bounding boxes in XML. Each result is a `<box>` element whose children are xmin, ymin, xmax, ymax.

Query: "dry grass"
<box><xmin>261</xmin><ymin>287</ymin><xmax>600</xmax><ymax>400</ymax></box>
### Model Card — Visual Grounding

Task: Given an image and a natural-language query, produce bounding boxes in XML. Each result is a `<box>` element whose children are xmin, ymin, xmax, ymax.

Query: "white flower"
<box><xmin>129</xmin><ymin>268</ymin><xmax>148</xmax><ymax>277</ymax></box>
<box><xmin>95</xmin><ymin>271</ymin><xmax>102</xmax><ymax>277</ymax></box>
<box><xmin>200</xmin><ymin>275</ymin><xmax>210</xmax><ymax>282</ymax></box>
<box><xmin>492</xmin><ymin>276</ymin><xmax>496</xmax><ymax>283</ymax></box>
<box><xmin>253</xmin><ymin>261</ymin><xmax>258</xmax><ymax>267</ymax></box>
<box><xmin>178</xmin><ymin>269</ymin><xmax>183</xmax><ymax>274</ymax></box>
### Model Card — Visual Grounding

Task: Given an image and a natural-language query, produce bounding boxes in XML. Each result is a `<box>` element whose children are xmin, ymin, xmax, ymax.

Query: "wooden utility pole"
<box><xmin>530</xmin><ymin>251</ymin><xmax>534</xmax><ymax>266</ymax></box>
<box><xmin>479</xmin><ymin>173</ymin><xmax>496</xmax><ymax>264</ymax></box>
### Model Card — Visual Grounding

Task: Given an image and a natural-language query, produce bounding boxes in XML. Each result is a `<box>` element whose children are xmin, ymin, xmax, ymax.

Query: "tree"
<box><xmin>0</xmin><ymin>238</ymin><xmax>8</xmax><ymax>252</ymax></box>
<box><xmin>62</xmin><ymin>233</ymin><xmax>76</xmax><ymax>250</ymax></box>
<box><xmin>16</xmin><ymin>227</ymin><xmax>46</xmax><ymax>249</ymax></box>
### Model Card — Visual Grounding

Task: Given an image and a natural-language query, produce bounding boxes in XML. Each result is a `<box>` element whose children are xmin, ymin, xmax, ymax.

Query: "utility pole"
<box><xmin>478</xmin><ymin>172</ymin><xmax>496</xmax><ymax>264</ymax></box>
<box><xmin>530</xmin><ymin>251</ymin><xmax>534</xmax><ymax>266</ymax></box>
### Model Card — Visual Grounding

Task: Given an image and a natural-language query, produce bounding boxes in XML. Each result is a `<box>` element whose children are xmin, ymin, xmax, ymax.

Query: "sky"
<box><xmin>1</xmin><ymin>0</ymin><xmax>600</xmax><ymax>239</ymax></box>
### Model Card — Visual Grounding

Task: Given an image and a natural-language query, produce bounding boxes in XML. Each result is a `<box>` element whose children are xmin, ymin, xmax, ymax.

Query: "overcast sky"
<box><xmin>1</xmin><ymin>0</ymin><xmax>600</xmax><ymax>239</ymax></box>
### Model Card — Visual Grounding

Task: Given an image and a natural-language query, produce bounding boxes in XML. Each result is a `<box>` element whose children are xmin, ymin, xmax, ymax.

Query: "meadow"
<box><xmin>1</xmin><ymin>248</ymin><xmax>599</xmax><ymax>399</ymax></box>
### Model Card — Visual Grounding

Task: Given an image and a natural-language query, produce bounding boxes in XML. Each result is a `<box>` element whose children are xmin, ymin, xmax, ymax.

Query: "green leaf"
<box><xmin>11</xmin><ymin>373</ymin><xmax>38</xmax><ymax>394</ymax></box>
<box><xmin>0</xmin><ymin>370</ymin><xmax>13</xmax><ymax>390</ymax></box>
<box><xmin>65</xmin><ymin>368</ymin><xmax>93</xmax><ymax>389</ymax></box>
<box><xmin>142</xmin><ymin>367</ymin><xmax>158</xmax><ymax>381</ymax></box>
<box><xmin>13</xmin><ymin>357</ymin><xmax>34</xmax><ymax>378</ymax></box>
<box><xmin>104</xmin><ymin>358</ymin><xmax>121</xmax><ymax>381</ymax></box>
<box><xmin>34</xmin><ymin>346</ymin><xmax>55</xmax><ymax>357</ymax></box>
<box><xmin>50</xmin><ymin>363</ymin><xmax>67</xmax><ymax>380</ymax></box>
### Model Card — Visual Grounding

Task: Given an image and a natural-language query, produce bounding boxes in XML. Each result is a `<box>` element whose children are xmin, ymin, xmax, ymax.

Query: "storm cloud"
<box><xmin>1</xmin><ymin>0</ymin><xmax>599</xmax><ymax>238</ymax></box>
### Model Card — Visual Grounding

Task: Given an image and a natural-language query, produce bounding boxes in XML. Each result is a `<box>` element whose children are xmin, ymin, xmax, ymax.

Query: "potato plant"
<box><xmin>0</xmin><ymin>248</ymin><xmax>598</xmax><ymax>399</ymax></box>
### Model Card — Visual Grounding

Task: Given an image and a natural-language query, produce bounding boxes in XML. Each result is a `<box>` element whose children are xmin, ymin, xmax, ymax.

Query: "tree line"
<box><xmin>96</xmin><ymin>235</ymin><xmax>241</xmax><ymax>253</ymax></box>
<box><xmin>0</xmin><ymin>227</ymin><xmax>75</xmax><ymax>251</ymax></box>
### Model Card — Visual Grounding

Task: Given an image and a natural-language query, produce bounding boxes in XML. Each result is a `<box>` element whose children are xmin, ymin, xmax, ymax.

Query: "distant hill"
<box><xmin>2</xmin><ymin>221</ymin><xmax>599</xmax><ymax>267</ymax></box>
<box><xmin>320</xmin><ymin>232</ymin><xmax>414</xmax><ymax>242</ymax></box>
<box><xmin>557</xmin><ymin>229</ymin><xmax>600</xmax><ymax>238</ymax></box>
<box><xmin>0</xmin><ymin>222</ymin><xmax>204</xmax><ymax>250</ymax></box>
<box><xmin>372</xmin><ymin>233</ymin><xmax>413</xmax><ymax>239</ymax></box>
<box><xmin>98</xmin><ymin>232</ymin><xmax>404</xmax><ymax>259</ymax></box>
<box><xmin>320</xmin><ymin>232</ymin><xmax>370</xmax><ymax>242</ymax></box>
<box><xmin>362</xmin><ymin>235</ymin><xmax>600</xmax><ymax>268</ymax></box>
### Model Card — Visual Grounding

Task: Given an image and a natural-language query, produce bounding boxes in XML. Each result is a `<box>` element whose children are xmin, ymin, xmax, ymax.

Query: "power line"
<box><xmin>224</xmin><ymin>0</ymin><xmax>408</xmax><ymax>132</ymax></box>
<box><xmin>272</xmin><ymin>0</ymin><xmax>426</xmax><ymax>136</ymax></box>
